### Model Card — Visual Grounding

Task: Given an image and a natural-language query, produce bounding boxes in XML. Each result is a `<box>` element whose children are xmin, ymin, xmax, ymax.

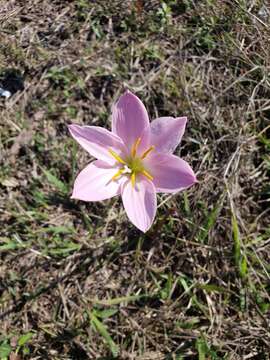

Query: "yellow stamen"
<box><xmin>108</xmin><ymin>149</ymin><xmax>126</xmax><ymax>165</ymax></box>
<box><xmin>111</xmin><ymin>168</ymin><xmax>124</xmax><ymax>181</ymax></box>
<box><xmin>141</xmin><ymin>145</ymin><xmax>155</xmax><ymax>159</ymax></box>
<box><xmin>131</xmin><ymin>172</ymin><xmax>136</xmax><ymax>187</ymax></box>
<box><xmin>131</xmin><ymin>137</ymin><xmax>141</xmax><ymax>158</ymax></box>
<box><xmin>141</xmin><ymin>169</ymin><xmax>153</xmax><ymax>181</ymax></box>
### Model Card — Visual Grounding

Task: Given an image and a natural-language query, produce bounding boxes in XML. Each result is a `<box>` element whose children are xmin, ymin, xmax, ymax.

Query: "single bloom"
<box><xmin>68</xmin><ymin>90</ymin><xmax>197</xmax><ymax>232</ymax></box>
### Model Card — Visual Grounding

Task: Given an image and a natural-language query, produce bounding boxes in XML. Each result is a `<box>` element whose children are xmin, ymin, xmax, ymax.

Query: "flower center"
<box><xmin>108</xmin><ymin>137</ymin><xmax>155</xmax><ymax>186</ymax></box>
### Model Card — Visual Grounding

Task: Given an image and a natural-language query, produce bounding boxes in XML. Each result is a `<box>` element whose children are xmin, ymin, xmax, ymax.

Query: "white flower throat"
<box><xmin>108</xmin><ymin>137</ymin><xmax>155</xmax><ymax>187</ymax></box>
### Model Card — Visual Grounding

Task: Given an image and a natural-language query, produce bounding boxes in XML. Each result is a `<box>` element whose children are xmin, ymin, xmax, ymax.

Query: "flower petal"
<box><xmin>112</xmin><ymin>91</ymin><xmax>150</xmax><ymax>151</ymax></box>
<box><xmin>71</xmin><ymin>160</ymin><xmax>123</xmax><ymax>201</ymax></box>
<box><xmin>121</xmin><ymin>176</ymin><xmax>156</xmax><ymax>232</ymax></box>
<box><xmin>144</xmin><ymin>153</ymin><xmax>196</xmax><ymax>193</ymax></box>
<box><xmin>150</xmin><ymin>117</ymin><xmax>187</xmax><ymax>153</ymax></box>
<box><xmin>68</xmin><ymin>124</ymin><xmax>126</xmax><ymax>164</ymax></box>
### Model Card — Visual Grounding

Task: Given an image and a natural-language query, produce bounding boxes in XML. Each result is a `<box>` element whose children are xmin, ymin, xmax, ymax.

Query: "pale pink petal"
<box><xmin>71</xmin><ymin>160</ymin><xmax>123</xmax><ymax>201</ymax></box>
<box><xmin>112</xmin><ymin>91</ymin><xmax>150</xmax><ymax>151</ymax></box>
<box><xmin>150</xmin><ymin>117</ymin><xmax>187</xmax><ymax>153</ymax></box>
<box><xmin>121</xmin><ymin>176</ymin><xmax>156</xmax><ymax>232</ymax></box>
<box><xmin>68</xmin><ymin>124</ymin><xmax>127</xmax><ymax>165</ymax></box>
<box><xmin>144</xmin><ymin>153</ymin><xmax>197</xmax><ymax>193</ymax></box>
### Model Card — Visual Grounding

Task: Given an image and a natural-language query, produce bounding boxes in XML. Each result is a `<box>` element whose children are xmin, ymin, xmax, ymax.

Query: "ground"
<box><xmin>0</xmin><ymin>0</ymin><xmax>270</xmax><ymax>359</ymax></box>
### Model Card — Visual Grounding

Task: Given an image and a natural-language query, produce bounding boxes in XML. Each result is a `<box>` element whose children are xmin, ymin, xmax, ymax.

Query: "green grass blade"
<box><xmin>42</xmin><ymin>168</ymin><xmax>68</xmax><ymax>193</ymax></box>
<box><xmin>89</xmin><ymin>311</ymin><xmax>119</xmax><ymax>358</ymax></box>
<box><xmin>232</xmin><ymin>214</ymin><xmax>241</xmax><ymax>265</ymax></box>
<box><xmin>92</xmin><ymin>294</ymin><xmax>144</xmax><ymax>306</ymax></box>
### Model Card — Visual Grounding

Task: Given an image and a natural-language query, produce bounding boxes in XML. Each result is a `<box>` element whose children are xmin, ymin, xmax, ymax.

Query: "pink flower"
<box><xmin>68</xmin><ymin>91</ymin><xmax>196</xmax><ymax>232</ymax></box>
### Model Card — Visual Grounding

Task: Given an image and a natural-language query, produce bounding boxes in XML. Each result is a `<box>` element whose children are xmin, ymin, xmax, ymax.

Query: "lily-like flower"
<box><xmin>68</xmin><ymin>91</ymin><xmax>196</xmax><ymax>232</ymax></box>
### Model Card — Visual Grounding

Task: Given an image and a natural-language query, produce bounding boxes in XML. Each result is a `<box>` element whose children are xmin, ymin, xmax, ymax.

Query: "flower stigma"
<box><xmin>109</xmin><ymin>137</ymin><xmax>154</xmax><ymax>186</ymax></box>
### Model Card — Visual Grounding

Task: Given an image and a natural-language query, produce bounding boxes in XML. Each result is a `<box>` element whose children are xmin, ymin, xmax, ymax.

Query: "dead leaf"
<box><xmin>135</xmin><ymin>0</ymin><xmax>143</xmax><ymax>15</ymax></box>
<box><xmin>9</xmin><ymin>353</ymin><xmax>21</xmax><ymax>360</ymax></box>
<box><xmin>1</xmin><ymin>177</ymin><xmax>19</xmax><ymax>187</ymax></box>
<box><xmin>33</xmin><ymin>110</ymin><xmax>45</xmax><ymax>121</ymax></box>
<box><xmin>9</xmin><ymin>128</ymin><xmax>33</xmax><ymax>163</ymax></box>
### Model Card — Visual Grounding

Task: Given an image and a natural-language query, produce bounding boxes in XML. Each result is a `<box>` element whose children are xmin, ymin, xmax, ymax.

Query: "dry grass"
<box><xmin>0</xmin><ymin>0</ymin><xmax>270</xmax><ymax>359</ymax></box>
